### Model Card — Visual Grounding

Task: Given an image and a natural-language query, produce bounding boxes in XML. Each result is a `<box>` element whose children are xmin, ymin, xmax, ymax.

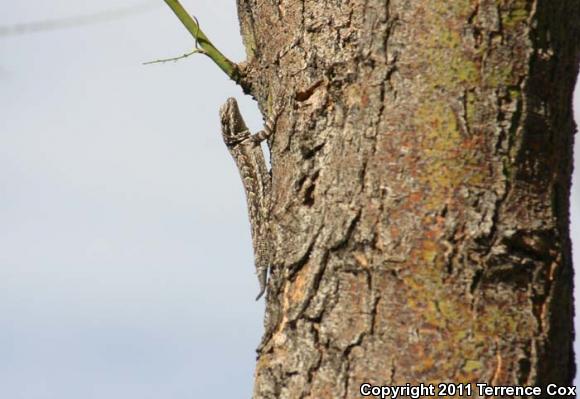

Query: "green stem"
<box><xmin>163</xmin><ymin>0</ymin><xmax>238</xmax><ymax>81</ymax></box>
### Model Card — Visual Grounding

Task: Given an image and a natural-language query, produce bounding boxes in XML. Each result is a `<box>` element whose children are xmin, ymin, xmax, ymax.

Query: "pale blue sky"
<box><xmin>1</xmin><ymin>1</ymin><xmax>264</xmax><ymax>397</ymax></box>
<box><xmin>0</xmin><ymin>1</ymin><xmax>578</xmax><ymax>397</ymax></box>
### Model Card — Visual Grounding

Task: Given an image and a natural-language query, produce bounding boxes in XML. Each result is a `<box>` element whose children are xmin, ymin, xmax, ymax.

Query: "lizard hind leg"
<box><xmin>255</xmin><ymin>266</ymin><xmax>268</xmax><ymax>301</ymax></box>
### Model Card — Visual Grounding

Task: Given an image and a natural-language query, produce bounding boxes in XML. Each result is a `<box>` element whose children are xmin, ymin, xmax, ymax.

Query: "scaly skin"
<box><xmin>219</xmin><ymin>98</ymin><xmax>275</xmax><ymax>300</ymax></box>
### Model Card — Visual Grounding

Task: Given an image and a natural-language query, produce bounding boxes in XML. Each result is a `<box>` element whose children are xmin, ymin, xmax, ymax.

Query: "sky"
<box><xmin>0</xmin><ymin>1</ymin><xmax>578</xmax><ymax>398</ymax></box>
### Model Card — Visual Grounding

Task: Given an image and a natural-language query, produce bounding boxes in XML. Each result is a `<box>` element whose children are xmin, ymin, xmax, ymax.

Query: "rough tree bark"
<box><xmin>232</xmin><ymin>0</ymin><xmax>579</xmax><ymax>397</ymax></box>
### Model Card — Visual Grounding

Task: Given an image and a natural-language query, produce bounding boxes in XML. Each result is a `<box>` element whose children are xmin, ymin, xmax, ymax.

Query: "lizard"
<box><xmin>219</xmin><ymin>97</ymin><xmax>279</xmax><ymax>300</ymax></box>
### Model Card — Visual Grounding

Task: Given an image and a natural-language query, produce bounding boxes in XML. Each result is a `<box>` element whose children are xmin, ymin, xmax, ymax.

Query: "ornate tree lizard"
<box><xmin>219</xmin><ymin>98</ymin><xmax>278</xmax><ymax>300</ymax></box>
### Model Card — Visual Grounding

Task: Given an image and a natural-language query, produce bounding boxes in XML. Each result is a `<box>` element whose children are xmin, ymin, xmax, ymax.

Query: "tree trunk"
<box><xmin>235</xmin><ymin>0</ymin><xmax>580</xmax><ymax>397</ymax></box>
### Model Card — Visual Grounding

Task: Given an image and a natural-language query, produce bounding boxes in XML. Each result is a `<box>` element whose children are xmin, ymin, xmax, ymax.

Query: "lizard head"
<box><xmin>219</xmin><ymin>97</ymin><xmax>250</xmax><ymax>146</ymax></box>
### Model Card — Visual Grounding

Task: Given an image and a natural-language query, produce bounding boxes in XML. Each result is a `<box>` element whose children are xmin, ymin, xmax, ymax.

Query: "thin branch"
<box><xmin>162</xmin><ymin>0</ymin><xmax>239</xmax><ymax>81</ymax></box>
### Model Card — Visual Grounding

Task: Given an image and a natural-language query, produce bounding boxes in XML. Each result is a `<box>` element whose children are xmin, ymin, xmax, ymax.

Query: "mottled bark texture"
<box><xmin>235</xmin><ymin>0</ymin><xmax>579</xmax><ymax>397</ymax></box>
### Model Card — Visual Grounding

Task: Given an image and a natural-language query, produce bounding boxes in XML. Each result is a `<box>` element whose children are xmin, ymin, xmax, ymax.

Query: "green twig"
<box><xmin>143</xmin><ymin>49</ymin><xmax>203</xmax><ymax>65</ymax></box>
<box><xmin>162</xmin><ymin>0</ymin><xmax>239</xmax><ymax>81</ymax></box>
